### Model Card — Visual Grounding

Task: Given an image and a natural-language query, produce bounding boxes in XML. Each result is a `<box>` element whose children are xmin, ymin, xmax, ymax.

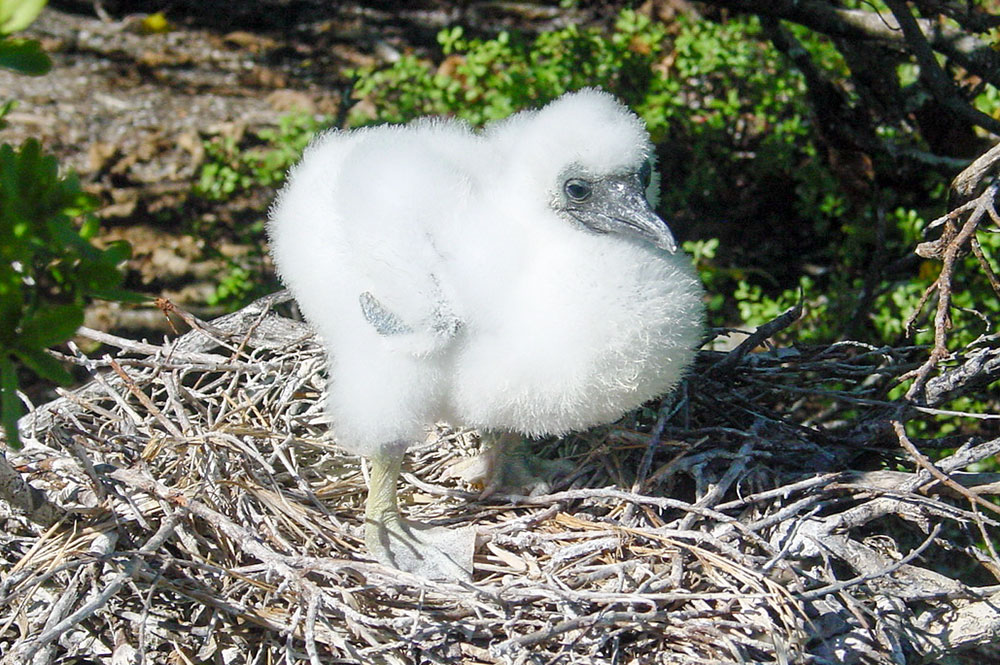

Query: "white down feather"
<box><xmin>268</xmin><ymin>88</ymin><xmax>704</xmax><ymax>455</ymax></box>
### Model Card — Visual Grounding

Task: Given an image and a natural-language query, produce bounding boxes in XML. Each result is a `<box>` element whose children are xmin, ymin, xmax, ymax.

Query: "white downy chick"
<box><xmin>268</xmin><ymin>89</ymin><xmax>705</xmax><ymax>580</ymax></box>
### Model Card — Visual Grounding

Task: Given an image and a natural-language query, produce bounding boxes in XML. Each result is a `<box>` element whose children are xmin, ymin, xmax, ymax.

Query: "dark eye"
<box><xmin>564</xmin><ymin>178</ymin><xmax>592</xmax><ymax>202</ymax></box>
<box><xmin>638</xmin><ymin>160</ymin><xmax>652</xmax><ymax>189</ymax></box>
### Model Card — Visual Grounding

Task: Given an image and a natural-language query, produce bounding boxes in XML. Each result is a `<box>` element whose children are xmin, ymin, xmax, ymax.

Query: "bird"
<box><xmin>267</xmin><ymin>88</ymin><xmax>705</xmax><ymax>581</ymax></box>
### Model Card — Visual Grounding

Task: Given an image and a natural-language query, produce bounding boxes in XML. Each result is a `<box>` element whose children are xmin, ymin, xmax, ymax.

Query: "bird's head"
<box><xmin>493</xmin><ymin>88</ymin><xmax>677</xmax><ymax>253</ymax></box>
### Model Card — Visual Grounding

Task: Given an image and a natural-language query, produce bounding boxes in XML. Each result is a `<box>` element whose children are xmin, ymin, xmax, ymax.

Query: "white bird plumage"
<box><xmin>268</xmin><ymin>89</ymin><xmax>705</xmax><ymax>580</ymax></box>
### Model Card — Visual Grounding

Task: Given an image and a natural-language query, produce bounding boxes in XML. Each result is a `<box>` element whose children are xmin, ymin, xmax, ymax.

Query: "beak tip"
<box><xmin>656</xmin><ymin>233</ymin><xmax>678</xmax><ymax>254</ymax></box>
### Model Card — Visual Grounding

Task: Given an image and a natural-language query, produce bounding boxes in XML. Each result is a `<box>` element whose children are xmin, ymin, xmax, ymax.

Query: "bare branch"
<box><xmin>705</xmin><ymin>0</ymin><xmax>1000</xmax><ymax>91</ymax></box>
<box><xmin>883</xmin><ymin>0</ymin><xmax>1000</xmax><ymax>136</ymax></box>
<box><xmin>710</xmin><ymin>301</ymin><xmax>803</xmax><ymax>373</ymax></box>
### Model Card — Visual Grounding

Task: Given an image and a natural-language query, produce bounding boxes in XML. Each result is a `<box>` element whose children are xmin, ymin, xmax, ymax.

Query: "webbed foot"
<box><xmin>365</xmin><ymin>447</ymin><xmax>475</xmax><ymax>581</ymax></box>
<box><xmin>450</xmin><ymin>431</ymin><xmax>574</xmax><ymax>498</ymax></box>
<box><xmin>365</xmin><ymin>513</ymin><xmax>475</xmax><ymax>581</ymax></box>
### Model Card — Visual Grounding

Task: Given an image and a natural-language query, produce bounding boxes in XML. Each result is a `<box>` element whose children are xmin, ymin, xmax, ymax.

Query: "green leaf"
<box><xmin>140</xmin><ymin>11</ymin><xmax>170</xmax><ymax>34</ymax></box>
<box><xmin>0</xmin><ymin>99</ymin><xmax>15</xmax><ymax>127</ymax></box>
<box><xmin>0</xmin><ymin>37</ymin><xmax>51</xmax><ymax>75</ymax></box>
<box><xmin>0</xmin><ymin>354</ymin><xmax>23</xmax><ymax>450</ymax></box>
<box><xmin>0</xmin><ymin>281</ymin><xmax>23</xmax><ymax>347</ymax></box>
<box><xmin>13</xmin><ymin>346</ymin><xmax>72</xmax><ymax>384</ymax></box>
<box><xmin>0</xmin><ymin>0</ymin><xmax>46</xmax><ymax>35</ymax></box>
<box><xmin>87</xmin><ymin>288</ymin><xmax>148</xmax><ymax>304</ymax></box>
<box><xmin>76</xmin><ymin>261</ymin><xmax>122</xmax><ymax>292</ymax></box>
<box><xmin>78</xmin><ymin>214</ymin><xmax>99</xmax><ymax>240</ymax></box>
<box><xmin>17</xmin><ymin>303</ymin><xmax>82</xmax><ymax>348</ymax></box>
<box><xmin>101</xmin><ymin>239</ymin><xmax>132</xmax><ymax>264</ymax></box>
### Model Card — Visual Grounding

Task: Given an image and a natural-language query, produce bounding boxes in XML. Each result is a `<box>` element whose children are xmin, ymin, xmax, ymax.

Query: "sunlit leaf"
<box><xmin>0</xmin><ymin>0</ymin><xmax>46</xmax><ymax>36</ymax></box>
<box><xmin>102</xmin><ymin>239</ymin><xmax>132</xmax><ymax>264</ymax></box>
<box><xmin>140</xmin><ymin>11</ymin><xmax>170</xmax><ymax>34</ymax></box>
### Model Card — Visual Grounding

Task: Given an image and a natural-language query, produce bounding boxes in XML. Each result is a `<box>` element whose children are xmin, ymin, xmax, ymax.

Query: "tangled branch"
<box><xmin>0</xmin><ymin>270</ymin><xmax>996</xmax><ymax>662</ymax></box>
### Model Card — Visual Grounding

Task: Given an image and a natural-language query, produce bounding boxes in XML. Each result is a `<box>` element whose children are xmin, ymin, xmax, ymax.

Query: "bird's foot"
<box><xmin>449</xmin><ymin>432</ymin><xmax>574</xmax><ymax>498</ymax></box>
<box><xmin>365</xmin><ymin>514</ymin><xmax>476</xmax><ymax>582</ymax></box>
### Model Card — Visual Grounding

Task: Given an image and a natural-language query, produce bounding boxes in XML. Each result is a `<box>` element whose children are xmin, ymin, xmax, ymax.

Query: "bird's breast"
<box><xmin>449</xmin><ymin>238</ymin><xmax>703</xmax><ymax>437</ymax></box>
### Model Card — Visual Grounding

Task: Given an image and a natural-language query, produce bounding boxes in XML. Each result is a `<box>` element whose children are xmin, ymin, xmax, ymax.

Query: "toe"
<box><xmin>366</xmin><ymin>516</ymin><xmax>476</xmax><ymax>581</ymax></box>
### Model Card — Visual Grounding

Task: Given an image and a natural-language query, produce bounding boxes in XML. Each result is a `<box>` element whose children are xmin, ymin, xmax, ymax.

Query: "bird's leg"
<box><xmin>458</xmin><ymin>431</ymin><xmax>574</xmax><ymax>499</ymax></box>
<box><xmin>364</xmin><ymin>446</ymin><xmax>475</xmax><ymax>581</ymax></box>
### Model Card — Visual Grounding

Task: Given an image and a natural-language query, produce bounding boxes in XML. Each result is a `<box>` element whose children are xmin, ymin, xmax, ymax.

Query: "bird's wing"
<box><xmin>359</xmin><ymin>276</ymin><xmax>462</xmax><ymax>344</ymax></box>
<box><xmin>358</xmin><ymin>291</ymin><xmax>413</xmax><ymax>337</ymax></box>
<box><xmin>355</xmin><ymin>272</ymin><xmax>463</xmax><ymax>357</ymax></box>
<box><xmin>297</xmin><ymin>124</ymin><xmax>473</xmax><ymax>357</ymax></box>
<box><xmin>359</xmin><ymin>291</ymin><xmax>413</xmax><ymax>336</ymax></box>
<box><xmin>341</xmin><ymin>159</ymin><xmax>466</xmax><ymax>354</ymax></box>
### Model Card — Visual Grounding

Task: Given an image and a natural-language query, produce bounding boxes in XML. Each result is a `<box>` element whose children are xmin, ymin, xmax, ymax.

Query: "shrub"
<box><xmin>195</xmin><ymin>112</ymin><xmax>330</xmax><ymax>202</ymax></box>
<box><xmin>194</xmin><ymin>6</ymin><xmax>996</xmax><ymax>368</ymax></box>
<box><xmin>1</xmin><ymin>0</ymin><xmax>135</xmax><ymax>449</ymax></box>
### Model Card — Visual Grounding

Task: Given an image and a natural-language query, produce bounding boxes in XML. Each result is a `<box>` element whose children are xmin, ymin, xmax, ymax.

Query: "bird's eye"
<box><xmin>564</xmin><ymin>178</ymin><xmax>592</xmax><ymax>202</ymax></box>
<box><xmin>638</xmin><ymin>160</ymin><xmax>652</xmax><ymax>189</ymax></box>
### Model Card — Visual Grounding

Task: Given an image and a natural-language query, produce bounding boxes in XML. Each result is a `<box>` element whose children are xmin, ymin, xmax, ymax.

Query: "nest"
<box><xmin>3</xmin><ymin>189</ymin><xmax>1000</xmax><ymax>665</ymax></box>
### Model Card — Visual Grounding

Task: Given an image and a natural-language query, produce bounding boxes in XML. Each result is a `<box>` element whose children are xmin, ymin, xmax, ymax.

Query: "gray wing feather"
<box><xmin>359</xmin><ymin>291</ymin><xmax>413</xmax><ymax>336</ymax></box>
<box><xmin>359</xmin><ymin>276</ymin><xmax>462</xmax><ymax>343</ymax></box>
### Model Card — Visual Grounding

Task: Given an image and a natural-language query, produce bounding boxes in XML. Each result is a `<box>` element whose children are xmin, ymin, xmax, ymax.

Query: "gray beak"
<box><xmin>566</xmin><ymin>177</ymin><xmax>678</xmax><ymax>253</ymax></box>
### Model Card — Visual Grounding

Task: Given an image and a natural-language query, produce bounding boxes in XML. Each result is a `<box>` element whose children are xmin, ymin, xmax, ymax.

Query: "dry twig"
<box><xmin>2</xmin><ymin>148</ymin><xmax>1000</xmax><ymax>661</ymax></box>
<box><xmin>0</xmin><ymin>286</ymin><xmax>996</xmax><ymax>663</ymax></box>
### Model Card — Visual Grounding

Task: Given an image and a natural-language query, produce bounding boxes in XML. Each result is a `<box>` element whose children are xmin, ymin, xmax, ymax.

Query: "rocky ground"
<box><xmin>2</xmin><ymin>4</ymin><xmax>338</xmax><ymax>331</ymax></box>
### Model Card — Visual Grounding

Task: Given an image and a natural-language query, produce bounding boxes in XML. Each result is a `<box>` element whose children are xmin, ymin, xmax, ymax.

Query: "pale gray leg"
<box><xmin>364</xmin><ymin>446</ymin><xmax>475</xmax><ymax>581</ymax></box>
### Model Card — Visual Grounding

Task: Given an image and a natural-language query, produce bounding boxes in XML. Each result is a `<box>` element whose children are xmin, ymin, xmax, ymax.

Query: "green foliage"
<box><xmin>0</xmin><ymin>99</ymin><xmax>15</xmax><ymax>129</ymax></box>
<box><xmin>207</xmin><ymin>264</ymin><xmax>253</xmax><ymax>307</ymax></box>
<box><xmin>0</xmin><ymin>1</ymin><xmax>51</xmax><ymax>128</ymax></box>
<box><xmin>191</xmin><ymin>113</ymin><xmax>331</xmax><ymax>310</ymax></box>
<box><xmin>205</xmin><ymin>259</ymin><xmax>272</xmax><ymax>309</ymax></box>
<box><xmin>1</xmin><ymin>0</ymin><xmax>135</xmax><ymax>449</ymax></box>
<box><xmin>0</xmin><ymin>0</ymin><xmax>50</xmax><ymax>76</ymax></box>
<box><xmin>0</xmin><ymin>0</ymin><xmax>45</xmax><ymax>34</ymax></box>
<box><xmin>732</xmin><ymin>201</ymin><xmax>1000</xmax><ymax>356</ymax></box>
<box><xmin>347</xmin><ymin>11</ymin><xmax>679</xmax><ymax>128</ymax></box>
<box><xmin>195</xmin><ymin>113</ymin><xmax>329</xmax><ymax>201</ymax></box>
<box><xmin>0</xmin><ymin>139</ymin><xmax>136</xmax><ymax>448</ymax></box>
<box><xmin>683</xmin><ymin>238</ymin><xmax>727</xmax><ymax>314</ymax></box>
<box><xmin>190</xmin><ymin>110</ymin><xmax>335</xmax><ymax>310</ymax></box>
<box><xmin>0</xmin><ymin>37</ymin><xmax>49</xmax><ymax>74</ymax></box>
